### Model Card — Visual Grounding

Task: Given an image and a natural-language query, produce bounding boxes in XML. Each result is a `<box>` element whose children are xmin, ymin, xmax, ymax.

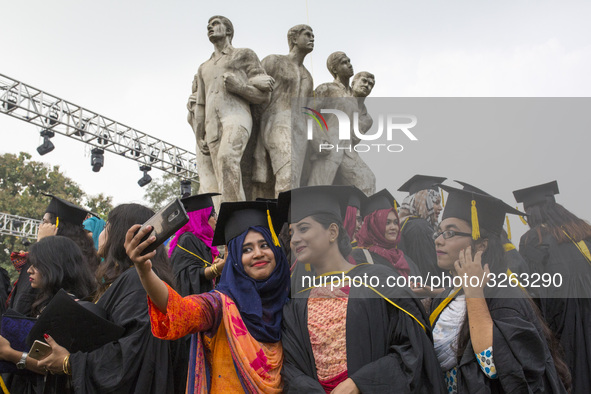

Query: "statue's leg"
<box><xmin>338</xmin><ymin>151</ymin><xmax>376</xmax><ymax>196</ymax></box>
<box><xmin>195</xmin><ymin>149</ymin><xmax>219</xmax><ymax>195</ymax></box>
<box><xmin>306</xmin><ymin>149</ymin><xmax>343</xmax><ymax>187</ymax></box>
<box><xmin>216</xmin><ymin>124</ymin><xmax>250</xmax><ymax>202</ymax></box>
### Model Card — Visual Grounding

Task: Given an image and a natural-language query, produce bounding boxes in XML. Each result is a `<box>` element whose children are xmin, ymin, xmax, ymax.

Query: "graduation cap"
<box><xmin>513</xmin><ymin>181</ymin><xmax>559</xmax><ymax>210</ymax></box>
<box><xmin>180</xmin><ymin>193</ymin><xmax>220</xmax><ymax>212</ymax></box>
<box><xmin>398</xmin><ymin>174</ymin><xmax>447</xmax><ymax>195</ymax></box>
<box><xmin>43</xmin><ymin>193</ymin><xmax>89</xmax><ymax>226</ymax></box>
<box><xmin>454</xmin><ymin>180</ymin><xmax>491</xmax><ymax>196</ymax></box>
<box><xmin>361</xmin><ymin>189</ymin><xmax>397</xmax><ymax>217</ymax></box>
<box><xmin>212</xmin><ymin>201</ymin><xmax>281</xmax><ymax>246</ymax></box>
<box><xmin>346</xmin><ymin>188</ymin><xmax>367</xmax><ymax>210</ymax></box>
<box><xmin>455</xmin><ymin>180</ymin><xmax>519</xmax><ymax>241</ymax></box>
<box><xmin>27</xmin><ymin>289</ymin><xmax>125</xmax><ymax>353</ymax></box>
<box><xmin>277</xmin><ymin>185</ymin><xmax>355</xmax><ymax>224</ymax></box>
<box><xmin>440</xmin><ymin>184</ymin><xmax>524</xmax><ymax>239</ymax></box>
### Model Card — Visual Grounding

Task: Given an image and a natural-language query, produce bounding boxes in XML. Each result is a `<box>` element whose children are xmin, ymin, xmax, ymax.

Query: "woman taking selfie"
<box><xmin>430</xmin><ymin>184</ymin><xmax>569</xmax><ymax>393</ymax></box>
<box><xmin>125</xmin><ymin>201</ymin><xmax>290</xmax><ymax>393</ymax></box>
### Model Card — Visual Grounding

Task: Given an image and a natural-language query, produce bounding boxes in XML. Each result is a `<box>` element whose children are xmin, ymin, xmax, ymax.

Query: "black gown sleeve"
<box><xmin>281</xmin><ymin>298</ymin><xmax>325</xmax><ymax>393</ymax></box>
<box><xmin>458</xmin><ymin>293</ymin><xmax>567</xmax><ymax>393</ymax></box>
<box><xmin>69</xmin><ymin>269</ymin><xmax>176</xmax><ymax>394</ymax></box>
<box><xmin>347</xmin><ymin>270</ymin><xmax>446</xmax><ymax>394</ymax></box>
<box><xmin>170</xmin><ymin>233</ymin><xmax>214</xmax><ymax>297</ymax></box>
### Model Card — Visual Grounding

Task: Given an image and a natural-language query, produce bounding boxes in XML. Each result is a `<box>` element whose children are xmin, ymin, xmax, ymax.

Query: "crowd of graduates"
<box><xmin>0</xmin><ymin>174</ymin><xmax>589</xmax><ymax>394</ymax></box>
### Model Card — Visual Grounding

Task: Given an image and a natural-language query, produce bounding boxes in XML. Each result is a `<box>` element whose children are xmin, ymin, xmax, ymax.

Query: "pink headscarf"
<box><xmin>343</xmin><ymin>206</ymin><xmax>358</xmax><ymax>241</ymax></box>
<box><xmin>356</xmin><ymin>208</ymin><xmax>410</xmax><ymax>278</ymax></box>
<box><xmin>167</xmin><ymin>206</ymin><xmax>219</xmax><ymax>261</ymax></box>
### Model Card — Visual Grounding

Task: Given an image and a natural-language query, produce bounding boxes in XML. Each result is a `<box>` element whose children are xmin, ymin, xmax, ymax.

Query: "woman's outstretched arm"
<box><xmin>124</xmin><ymin>224</ymin><xmax>169</xmax><ymax>312</ymax></box>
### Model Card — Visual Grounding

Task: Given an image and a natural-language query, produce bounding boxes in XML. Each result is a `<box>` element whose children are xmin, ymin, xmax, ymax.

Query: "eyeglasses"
<box><xmin>432</xmin><ymin>230</ymin><xmax>472</xmax><ymax>240</ymax></box>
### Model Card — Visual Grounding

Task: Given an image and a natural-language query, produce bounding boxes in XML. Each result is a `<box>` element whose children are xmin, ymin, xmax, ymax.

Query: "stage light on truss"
<box><xmin>36</xmin><ymin>129</ymin><xmax>55</xmax><ymax>156</ymax></box>
<box><xmin>180</xmin><ymin>180</ymin><xmax>192</xmax><ymax>197</ymax></box>
<box><xmin>91</xmin><ymin>148</ymin><xmax>104</xmax><ymax>172</ymax></box>
<box><xmin>138</xmin><ymin>165</ymin><xmax>152</xmax><ymax>187</ymax></box>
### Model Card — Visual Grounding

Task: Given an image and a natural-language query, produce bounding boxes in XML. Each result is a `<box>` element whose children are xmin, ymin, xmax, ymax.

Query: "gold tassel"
<box><xmin>506</xmin><ymin>215</ymin><xmax>512</xmax><ymax>241</ymax></box>
<box><xmin>56</xmin><ymin>216</ymin><xmax>59</xmax><ymax>229</ymax></box>
<box><xmin>266</xmin><ymin>209</ymin><xmax>280</xmax><ymax>247</ymax></box>
<box><xmin>471</xmin><ymin>200</ymin><xmax>480</xmax><ymax>240</ymax></box>
<box><xmin>305</xmin><ymin>264</ymin><xmax>311</xmax><ymax>272</ymax></box>
<box><xmin>393</xmin><ymin>199</ymin><xmax>398</xmax><ymax>211</ymax></box>
<box><xmin>440</xmin><ymin>188</ymin><xmax>445</xmax><ymax>207</ymax></box>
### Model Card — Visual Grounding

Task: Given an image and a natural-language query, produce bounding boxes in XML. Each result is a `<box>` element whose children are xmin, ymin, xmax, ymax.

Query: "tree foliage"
<box><xmin>143</xmin><ymin>172</ymin><xmax>199</xmax><ymax>212</ymax></box>
<box><xmin>0</xmin><ymin>152</ymin><xmax>113</xmax><ymax>280</ymax></box>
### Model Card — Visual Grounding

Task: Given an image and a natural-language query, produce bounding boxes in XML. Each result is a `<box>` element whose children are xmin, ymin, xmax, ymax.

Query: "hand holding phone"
<box><xmin>138</xmin><ymin>199</ymin><xmax>189</xmax><ymax>256</ymax></box>
<box><xmin>28</xmin><ymin>340</ymin><xmax>52</xmax><ymax>361</ymax></box>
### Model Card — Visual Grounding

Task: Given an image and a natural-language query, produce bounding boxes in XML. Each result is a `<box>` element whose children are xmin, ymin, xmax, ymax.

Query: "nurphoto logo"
<box><xmin>303</xmin><ymin>107</ymin><xmax>419</xmax><ymax>153</ymax></box>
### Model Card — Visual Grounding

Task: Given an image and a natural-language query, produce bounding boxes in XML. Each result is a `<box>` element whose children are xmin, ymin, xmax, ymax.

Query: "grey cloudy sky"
<box><xmin>1</xmin><ymin>0</ymin><xmax>590</xmax><ymax>241</ymax></box>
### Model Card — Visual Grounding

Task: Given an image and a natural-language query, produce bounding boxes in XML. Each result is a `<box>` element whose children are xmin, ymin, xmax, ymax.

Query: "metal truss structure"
<box><xmin>0</xmin><ymin>212</ymin><xmax>41</xmax><ymax>240</ymax></box>
<box><xmin>0</xmin><ymin>73</ymin><xmax>198</xmax><ymax>181</ymax></box>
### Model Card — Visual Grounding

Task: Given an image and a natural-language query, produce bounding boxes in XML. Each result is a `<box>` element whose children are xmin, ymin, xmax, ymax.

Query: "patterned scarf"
<box><xmin>399</xmin><ymin>189</ymin><xmax>441</xmax><ymax>229</ymax></box>
<box><xmin>356</xmin><ymin>208</ymin><xmax>410</xmax><ymax>278</ymax></box>
<box><xmin>187</xmin><ymin>293</ymin><xmax>283</xmax><ymax>394</ymax></box>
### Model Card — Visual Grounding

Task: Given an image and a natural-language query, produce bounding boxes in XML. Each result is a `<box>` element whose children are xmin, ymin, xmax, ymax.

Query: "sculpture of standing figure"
<box><xmin>252</xmin><ymin>24</ymin><xmax>315</xmax><ymax>195</ymax></box>
<box><xmin>306</xmin><ymin>53</ymin><xmax>376</xmax><ymax>195</ymax></box>
<box><xmin>187</xmin><ymin>15</ymin><xmax>274</xmax><ymax>202</ymax></box>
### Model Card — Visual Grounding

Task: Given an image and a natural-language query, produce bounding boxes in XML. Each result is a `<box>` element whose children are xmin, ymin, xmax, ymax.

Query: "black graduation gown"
<box><xmin>519</xmin><ymin>231</ymin><xmax>591</xmax><ymax>394</ymax></box>
<box><xmin>398</xmin><ymin>217</ymin><xmax>446</xmax><ymax>280</ymax></box>
<box><xmin>281</xmin><ymin>264</ymin><xmax>446</xmax><ymax>393</ymax></box>
<box><xmin>350</xmin><ymin>248</ymin><xmax>423</xmax><ymax>279</ymax></box>
<box><xmin>503</xmin><ymin>243</ymin><xmax>529</xmax><ymax>276</ymax></box>
<box><xmin>69</xmin><ymin>268</ymin><xmax>178</xmax><ymax>394</ymax></box>
<box><xmin>430</xmin><ymin>286</ymin><xmax>567</xmax><ymax>393</ymax></box>
<box><xmin>9</xmin><ymin>262</ymin><xmax>37</xmax><ymax>317</ymax></box>
<box><xmin>169</xmin><ymin>232</ymin><xmax>215</xmax><ymax>297</ymax></box>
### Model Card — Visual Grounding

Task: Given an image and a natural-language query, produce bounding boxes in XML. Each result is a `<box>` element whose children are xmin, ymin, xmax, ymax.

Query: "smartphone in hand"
<box><xmin>139</xmin><ymin>199</ymin><xmax>189</xmax><ymax>256</ymax></box>
<box><xmin>28</xmin><ymin>340</ymin><xmax>52</xmax><ymax>361</ymax></box>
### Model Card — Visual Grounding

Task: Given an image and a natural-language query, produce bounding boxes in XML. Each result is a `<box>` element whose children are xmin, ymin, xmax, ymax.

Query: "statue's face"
<box><xmin>207</xmin><ymin>17</ymin><xmax>229</xmax><ymax>42</ymax></box>
<box><xmin>333</xmin><ymin>56</ymin><xmax>354</xmax><ymax>79</ymax></box>
<box><xmin>352</xmin><ymin>75</ymin><xmax>375</xmax><ymax>97</ymax></box>
<box><xmin>295</xmin><ymin>29</ymin><xmax>314</xmax><ymax>53</ymax></box>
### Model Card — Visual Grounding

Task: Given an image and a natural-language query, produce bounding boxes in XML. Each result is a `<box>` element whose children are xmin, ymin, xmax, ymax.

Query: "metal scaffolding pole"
<box><xmin>0</xmin><ymin>212</ymin><xmax>41</xmax><ymax>240</ymax></box>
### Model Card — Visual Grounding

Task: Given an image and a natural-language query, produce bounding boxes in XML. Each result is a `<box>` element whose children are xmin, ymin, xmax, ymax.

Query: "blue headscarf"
<box><xmin>215</xmin><ymin>226</ymin><xmax>290</xmax><ymax>343</ymax></box>
<box><xmin>83</xmin><ymin>216</ymin><xmax>106</xmax><ymax>250</ymax></box>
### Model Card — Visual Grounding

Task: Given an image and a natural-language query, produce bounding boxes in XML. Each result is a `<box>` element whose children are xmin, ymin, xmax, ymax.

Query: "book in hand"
<box><xmin>27</xmin><ymin>289</ymin><xmax>125</xmax><ymax>353</ymax></box>
<box><xmin>0</xmin><ymin>309</ymin><xmax>36</xmax><ymax>374</ymax></box>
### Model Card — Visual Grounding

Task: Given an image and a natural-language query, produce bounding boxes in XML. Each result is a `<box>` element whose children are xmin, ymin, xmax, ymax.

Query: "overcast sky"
<box><xmin>1</xmin><ymin>0</ymin><xmax>590</xmax><ymax>241</ymax></box>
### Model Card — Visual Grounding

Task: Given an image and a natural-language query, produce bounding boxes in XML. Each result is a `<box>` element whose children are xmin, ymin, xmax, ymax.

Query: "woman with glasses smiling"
<box><xmin>430</xmin><ymin>184</ymin><xmax>570</xmax><ymax>394</ymax></box>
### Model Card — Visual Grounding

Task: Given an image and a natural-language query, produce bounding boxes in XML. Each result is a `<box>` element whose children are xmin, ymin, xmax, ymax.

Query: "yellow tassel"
<box><xmin>440</xmin><ymin>188</ymin><xmax>445</xmax><ymax>208</ymax></box>
<box><xmin>393</xmin><ymin>199</ymin><xmax>398</xmax><ymax>211</ymax></box>
<box><xmin>56</xmin><ymin>216</ymin><xmax>59</xmax><ymax>229</ymax></box>
<box><xmin>471</xmin><ymin>200</ymin><xmax>480</xmax><ymax>240</ymax></box>
<box><xmin>506</xmin><ymin>215</ymin><xmax>512</xmax><ymax>241</ymax></box>
<box><xmin>305</xmin><ymin>264</ymin><xmax>311</xmax><ymax>272</ymax></box>
<box><xmin>266</xmin><ymin>209</ymin><xmax>280</xmax><ymax>247</ymax></box>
